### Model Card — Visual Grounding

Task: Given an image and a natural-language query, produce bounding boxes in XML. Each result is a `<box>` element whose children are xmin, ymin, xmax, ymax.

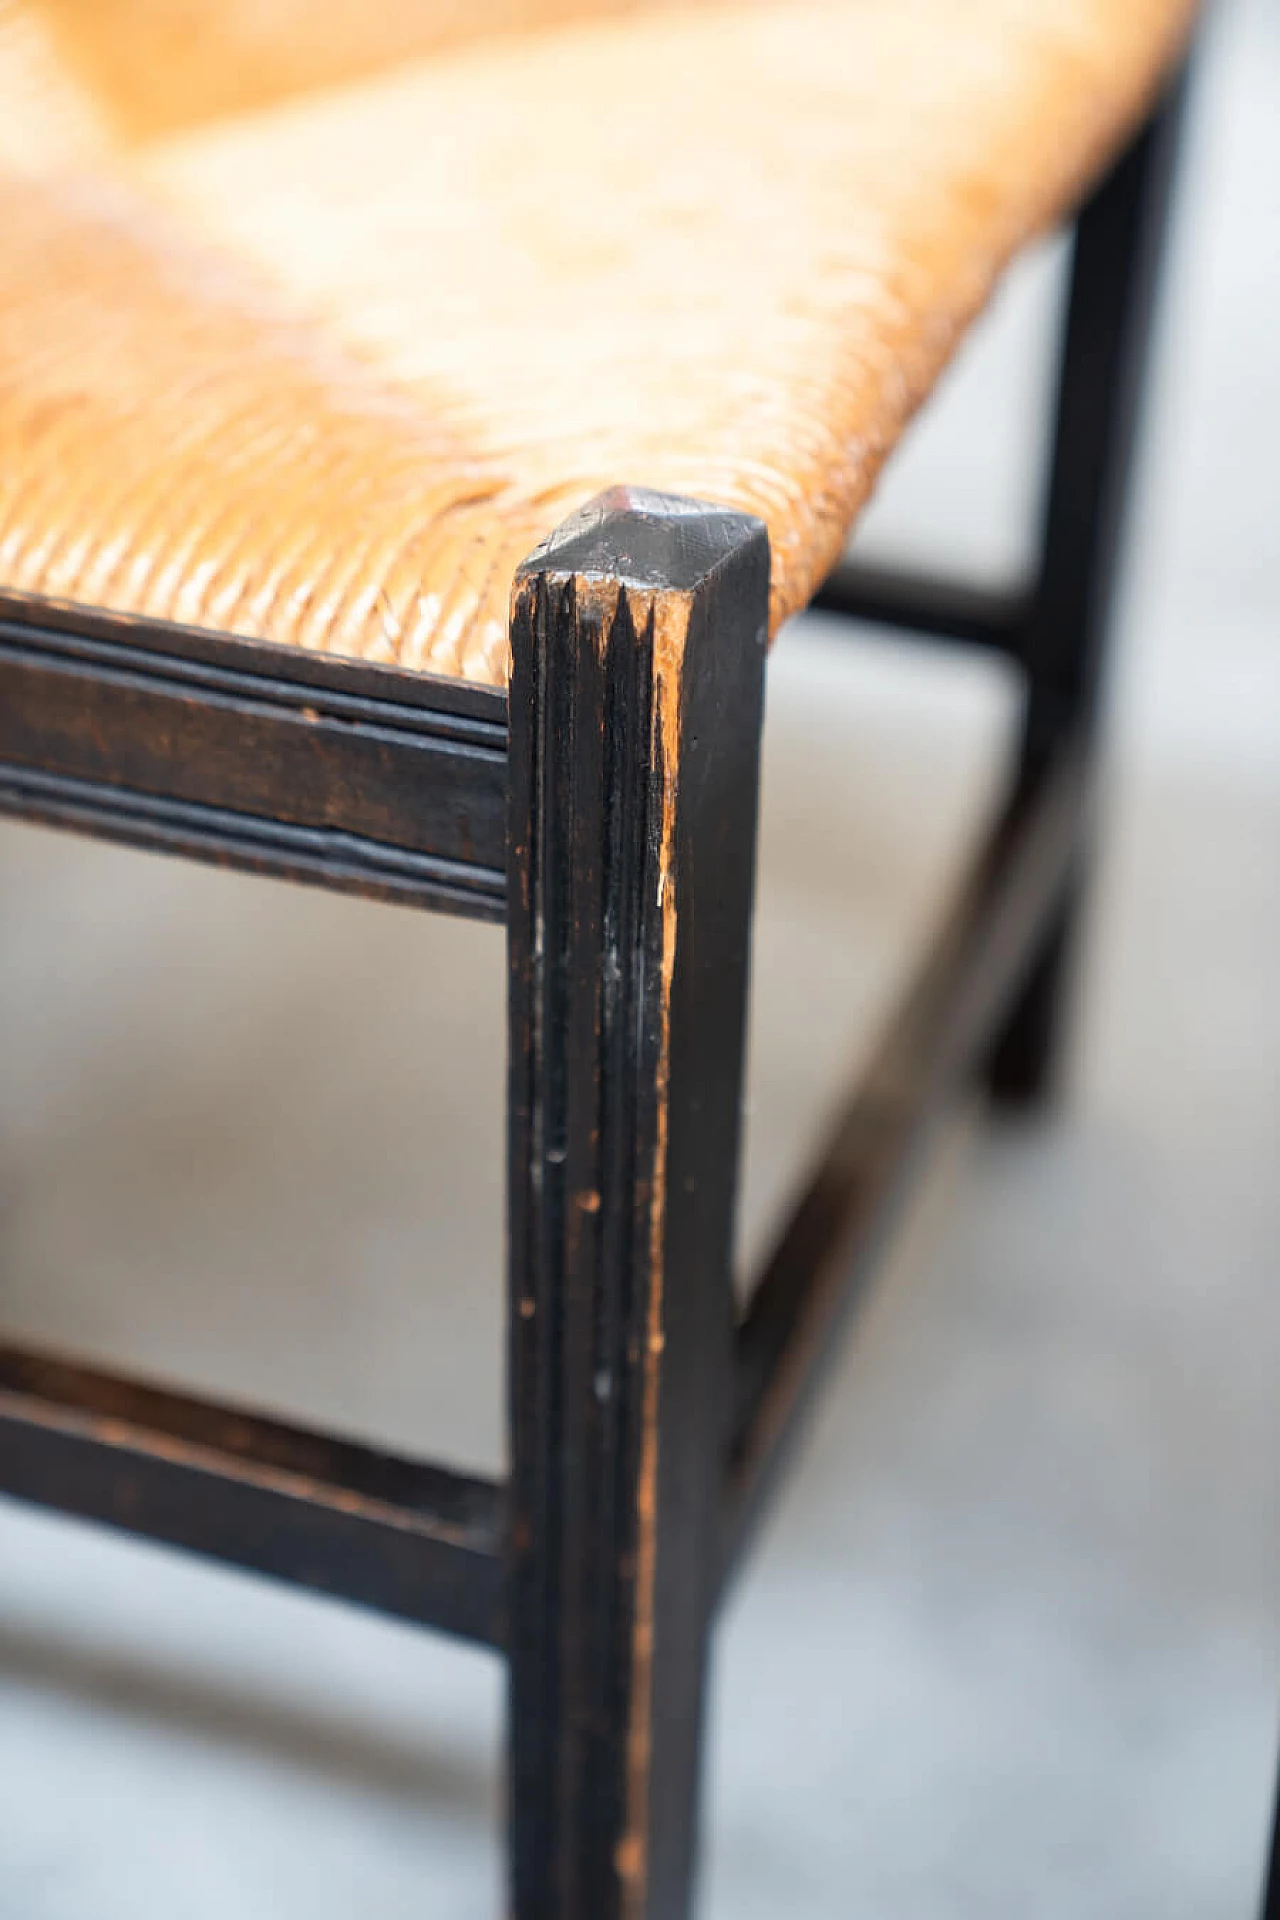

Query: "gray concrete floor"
<box><xmin>1</xmin><ymin>0</ymin><xmax>1277</xmax><ymax>1912</ymax></box>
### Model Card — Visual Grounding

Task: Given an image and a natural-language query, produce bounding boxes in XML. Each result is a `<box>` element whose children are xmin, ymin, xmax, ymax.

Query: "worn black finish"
<box><xmin>0</xmin><ymin>595</ymin><xmax>507</xmax><ymax>917</ymax></box>
<box><xmin>986</xmin><ymin>73</ymin><xmax>1189</xmax><ymax>1104</ymax></box>
<box><xmin>0</xmin><ymin>1344</ymin><xmax>504</xmax><ymax>1646</ymax></box>
<box><xmin>506</xmin><ymin>489</ymin><xmax>768</xmax><ymax>1920</ymax></box>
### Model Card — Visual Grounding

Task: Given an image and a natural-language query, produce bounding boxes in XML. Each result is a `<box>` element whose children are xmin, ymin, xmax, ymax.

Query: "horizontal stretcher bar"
<box><xmin>0</xmin><ymin>1344</ymin><xmax>506</xmax><ymax>1648</ymax></box>
<box><xmin>722</xmin><ymin>737</ymin><xmax>1089</xmax><ymax>1584</ymax></box>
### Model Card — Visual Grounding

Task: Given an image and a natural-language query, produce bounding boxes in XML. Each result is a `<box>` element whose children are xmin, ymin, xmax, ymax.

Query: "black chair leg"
<box><xmin>1261</xmin><ymin>1760</ymin><xmax>1280</xmax><ymax>1920</ymax></box>
<box><xmin>985</xmin><ymin>853</ymin><xmax>1087</xmax><ymax>1109</ymax></box>
<box><xmin>505</xmin><ymin>489</ymin><xmax>769</xmax><ymax>1920</ymax></box>
<box><xmin>986</xmin><ymin>66</ymin><xmax>1190</xmax><ymax>1110</ymax></box>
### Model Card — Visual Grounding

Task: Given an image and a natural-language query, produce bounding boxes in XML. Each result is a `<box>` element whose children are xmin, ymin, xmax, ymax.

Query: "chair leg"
<box><xmin>985</xmin><ymin>66</ymin><xmax>1190</xmax><ymax>1110</ymax></box>
<box><xmin>505</xmin><ymin>489</ymin><xmax>769</xmax><ymax>1920</ymax></box>
<box><xmin>985</xmin><ymin>853</ymin><xmax>1087</xmax><ymax>1110</ymax></box>
<box><xmin>1262</xmin><ymin>1759</ymin><xmax>1280</xmax><ymax>1920</ymax></box>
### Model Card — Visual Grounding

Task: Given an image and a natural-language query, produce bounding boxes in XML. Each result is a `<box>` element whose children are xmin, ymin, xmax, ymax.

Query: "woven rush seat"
<box><xmin>0</xmin><ymin>0</ymin><xmax>1194</xmax><ymax>687</ymax></box>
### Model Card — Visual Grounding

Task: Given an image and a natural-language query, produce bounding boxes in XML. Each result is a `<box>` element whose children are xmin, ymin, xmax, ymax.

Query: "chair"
<box><xmin>0</xmin><ymin>3</ymin><xmax>1198</xmax><ymax>1914</ymax></box>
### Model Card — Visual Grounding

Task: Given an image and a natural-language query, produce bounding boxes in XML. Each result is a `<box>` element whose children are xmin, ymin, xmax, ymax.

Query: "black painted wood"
<box><xmin>0</xmin><ymin>1344</ymin><xmax>504</xmax><ymax>1646</ymax></box>
<box><xmin>0</xmin><ymin>764</ymin><xmax>506</xmax><ymax>918</ymax></box>
<box><xmin>1262</xmin><ymin>1763</ymin><xmax>1280</xmax><ymax>1920</ymax></box>
<box><xmin>812</xmin><ymin>559</ymin><xmax>1030</xmax><ymax>655</ymax></box>
<box><xmin>0</xmin><ymin>596</ymin><xmax>507</xmax><ymax>917</ymax></box>
<box><xmin>987</xmin><ymin>67</ymin><xmax>1189</xmax><ymax>1103</ymax></box>
<box><xmin>507</xmin><ymin>489</ymin><xmax>768</xmax><ymax>1920</ymax></box>
<box><xmin>725</xmin><ymin>741</ymin><xmax>1088</xmax><ymax>1577</ymax></box>
<box><xmin>0</xmin><ymin>590</ymin><xmax>506</xmax><ymax>726</ymax></box>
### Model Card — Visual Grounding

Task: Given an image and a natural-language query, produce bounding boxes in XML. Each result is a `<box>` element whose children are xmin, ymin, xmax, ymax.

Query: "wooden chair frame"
<box><xmin>0</xmin><ymin>70</ymin><xmax>1190</xmax><ymax>1920</ymax></box>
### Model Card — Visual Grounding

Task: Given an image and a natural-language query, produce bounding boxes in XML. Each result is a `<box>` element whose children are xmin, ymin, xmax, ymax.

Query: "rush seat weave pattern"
<box><xmin>0</xmin><ymin>0</ymin><xmax>1195</xmax><ymax>685</ymax></box>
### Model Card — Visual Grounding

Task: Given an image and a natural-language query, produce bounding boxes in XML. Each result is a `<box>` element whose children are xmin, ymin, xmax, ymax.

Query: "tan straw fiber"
<box><xmin>0</xmin><ymin>0</ymin><xmax>1197</xmax><ymax>684</ymax></box>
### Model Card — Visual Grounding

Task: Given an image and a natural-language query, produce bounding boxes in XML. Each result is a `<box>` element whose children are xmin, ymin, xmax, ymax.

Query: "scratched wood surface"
<box><xmin>506</xmin><ymin>490</ymin><xmax>769</xmax><ymax>1918</ymax></box>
